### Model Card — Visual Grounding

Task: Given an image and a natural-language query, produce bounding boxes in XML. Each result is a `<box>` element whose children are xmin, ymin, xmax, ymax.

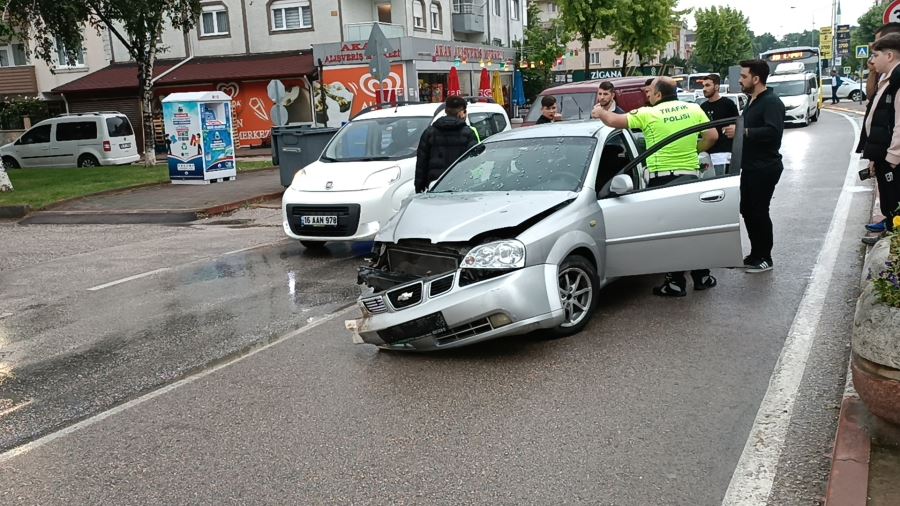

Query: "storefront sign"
<box><xmin>319</xmin><ymin>64</ymin><xmax>407</xmax><ymax>127</ymax></box>
<box><xmin>323</xmin><ymin>42</ymin><xmax>401</xmax><ymax>65</ymax></box>
<box><xmin>433</xmin><ymin>44</ymin><xmax>506</xmax><ymax>62</ymax></box>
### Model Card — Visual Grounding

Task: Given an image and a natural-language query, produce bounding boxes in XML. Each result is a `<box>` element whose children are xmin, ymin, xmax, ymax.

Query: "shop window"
<box><xmin>270</xmin><ymin>0</ymin><xmax>313</xmax><ymax>31</ymax></box>
<box><xmin>413</xmin><ymin>1</ymin><xmax>426</xmax><ymax>29</ymax></box>
<box><xmin>201</xmin><ymin>5</ymin><xmax>230</xmax><ymax>37</ymax></box>
<box><xmin>430</xmin><ymin>3</ymin><xmax>442</xmax><ymax>32</ymax></box>
<box><xmin>510</xmin><ymin>0</ymin><xmax>520</xmax><ymax>20</ymax></box>
<box><xmin>55</xmin><ymin>37</ymin><xmax>85</xmax><ymax>68</ymax></box>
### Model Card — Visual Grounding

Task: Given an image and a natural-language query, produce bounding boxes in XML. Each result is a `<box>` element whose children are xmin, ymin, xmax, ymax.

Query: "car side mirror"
<box><xmin>608</xmin><ymin>174</ymin><xmax>633</xmax><ymax>196</ymax></box>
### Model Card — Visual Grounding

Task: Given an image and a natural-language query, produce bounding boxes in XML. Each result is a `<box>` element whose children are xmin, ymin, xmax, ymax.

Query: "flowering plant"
<box><xmin>870</xmin><ymin>213</ymin><xmax>900</xmax><ymax>308</ymax></box>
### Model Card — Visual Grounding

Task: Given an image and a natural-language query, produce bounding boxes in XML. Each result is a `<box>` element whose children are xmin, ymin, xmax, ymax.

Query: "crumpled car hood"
<box><xmin>378</xmin><ymin>191</ymin><xmax>578</xmax><ymax>243</ymax></box>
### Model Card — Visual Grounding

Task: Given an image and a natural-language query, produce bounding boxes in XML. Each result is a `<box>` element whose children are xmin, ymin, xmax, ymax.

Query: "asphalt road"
<box><xmin>0</xmin><ymin>111</ymin><xmax>871</xmax><ymax>505</ymax></box>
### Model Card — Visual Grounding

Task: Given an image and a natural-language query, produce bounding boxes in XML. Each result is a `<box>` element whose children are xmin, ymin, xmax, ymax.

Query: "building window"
<box><xmin>549</xmin><ymin>2</ymin><xmax>557</xmax><ymax>13</ymax></box>
<box><xmin>55</xmin><ymin>38</ymin><xmax>85</xmax><ymax>68</ymax></box>
<box><xmin>493</xmin><ymin>0</ymin><xmax>501</xmax><ymax>16</ymax></box>
<box><xmin>200</xmin><ymin>5</ymin><xmax>230</xmax><ymax>37</ymax></box>
<box><xmin>0</xmin><ymin>44</ymin><xmax>28</xmax><ymax>67</ymax></box>
<box><xmin>510</xmin><ymin>0</ymin><xmax>519</xmax><ymax>20</ymax></box>
<box><xmin>270</xmin><ymin>0</ymin><xmax>312</xmax><ymax>31</ymax></box>
<box><xmin>413</xmin><ymin>1</ymin><xmax>426</xmax><ymax>29</ymax></box>
<box><xmin>590</xmin><ymin>52</ymin><xmax>601</xmax><ymax>65</ymax></box>
<box><xmin>430</xmin><ymin>2</ymin><xmax>442</xmax><ymax>31</ymax></box>
<box><xmin>492</xmin><ymin>38</ymin><xmax>503</xmax><ymax>47</ymax></box>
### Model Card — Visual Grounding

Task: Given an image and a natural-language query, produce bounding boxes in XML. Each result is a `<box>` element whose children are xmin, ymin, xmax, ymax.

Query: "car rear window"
<box><xmin>526</xmin><ymin>92</ymin><xmax>596</xmax><ymax>122</ymax></box>
<box><xmin>55</xmin><ymin>121</ymin><xmax>98</xmax><ymax>141</ymax></box>
<box><xmin>106</xmin><ymin>116</ymin><xmax>134</xmax><ymax>137</ymax></box>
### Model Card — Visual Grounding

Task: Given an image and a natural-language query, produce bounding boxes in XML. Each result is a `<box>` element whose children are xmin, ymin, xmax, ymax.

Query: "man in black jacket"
<box><xmin>415</xmin><ymin>96</ymin><xmax>478</xmax><ymax>193</ymax></box>
<box><xmin>724</xmin><ymin>59</ymin><xmax>786</xmax><ymax>274</ymax></box>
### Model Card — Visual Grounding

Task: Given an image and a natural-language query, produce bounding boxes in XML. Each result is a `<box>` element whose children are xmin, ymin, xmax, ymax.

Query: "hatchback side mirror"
<box><xmin>609</xmin><ymin>174</ymin><xmax>633</xmax><ymax>196</ymax></box>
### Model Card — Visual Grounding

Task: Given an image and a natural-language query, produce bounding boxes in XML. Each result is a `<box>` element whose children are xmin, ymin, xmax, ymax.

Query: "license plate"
<box><xmin>301</xmin><ymin>215</ymin><xmax>338</xmax><ymax>226</ymax></box>
<box><xmin>119</xmin><ymin>142</ymin><xmax>131</xmax><ymax>149</ymax></box>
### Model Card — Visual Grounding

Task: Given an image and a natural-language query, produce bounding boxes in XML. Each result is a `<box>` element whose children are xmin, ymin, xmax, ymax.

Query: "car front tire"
<box><xmin>548</xmin><ymin>254</ymin><xmax>598</xmax><ymax>338</ymax></box>
<box><xmin>848</xmin><ymin>90</ymin><xmax>863</xmax><ymax>102</ymax></box>
<box><xmin>2</xmin><ymin>156</ymin><xmax>20</xmax><ymax>169</ymax></box>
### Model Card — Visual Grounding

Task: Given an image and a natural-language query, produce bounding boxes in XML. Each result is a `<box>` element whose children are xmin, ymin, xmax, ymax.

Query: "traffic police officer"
<box><xmin>592</xmin><ymin>76</ymin><xmax>719</xmax><ymax>297</ymax></box>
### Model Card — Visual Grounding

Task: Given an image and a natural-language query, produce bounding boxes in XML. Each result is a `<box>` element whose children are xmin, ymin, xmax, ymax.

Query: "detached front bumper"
<box><xmin>350</xmin><ymin>264</ymin><xmax>565</xmax><ymax>351</ymax></box>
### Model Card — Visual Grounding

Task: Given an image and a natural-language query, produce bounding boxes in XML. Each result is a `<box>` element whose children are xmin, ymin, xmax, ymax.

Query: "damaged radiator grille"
<box><xmin>387</xmin><ymin>282</ymin><xmax>423</xmax><ymax>309</ymax></box>
<box><xmin>387</xmin><ymin>248</ymin><xmax>458</xmax><ymax>278</ymax></box>
<box><xmin>362</xmin><ymin>297</ymin><xmax>388</xmax><ymax>314</ymax></box>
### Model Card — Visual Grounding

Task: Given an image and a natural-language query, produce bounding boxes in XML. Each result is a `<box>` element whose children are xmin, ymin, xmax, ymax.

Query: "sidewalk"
<box><xmin>824</xmin><ymin>175</ymin><xmax>900</xmax><ymax>505</ymax></box>
<box><xmin>825</xmin><ymin>101</ymin><xmax>866</xmax><ymax>116</ymax></box>
<box><xmin>20</xmin><ymin>168</ymin><xmax>284</xmax><ymax>225</ymax></box>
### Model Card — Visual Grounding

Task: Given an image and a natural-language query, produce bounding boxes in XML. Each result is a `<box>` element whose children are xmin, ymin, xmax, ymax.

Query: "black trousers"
<box><xmin>875</xmin><ymin>161</ymin><xmax>900</xmax><ymax>231</ymax></box>
<box><xmin>832</xmin><ymin>88</ymin><xmax>839</xmax><ymax>104</ymax></box>
<box><xmin>740</xmin><ymin>168</ymin><xmax>783</xmax><ymax>262</ymax></box>
<box><xmin>647</xmin><ymin>173</ymin><xmax>709</xmax><ymax>286</ymax></box>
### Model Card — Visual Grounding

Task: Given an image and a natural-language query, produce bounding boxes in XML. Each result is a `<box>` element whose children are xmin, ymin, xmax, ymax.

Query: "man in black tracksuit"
<box><xmin>415</xmin><ymin>95</ymin><xmax>478</xmax><ymax>193</ymax></box>
<box><xmin>724</xmin><ymin>60</ymin><xmax>786</xmax><ymax>273</ymax></box>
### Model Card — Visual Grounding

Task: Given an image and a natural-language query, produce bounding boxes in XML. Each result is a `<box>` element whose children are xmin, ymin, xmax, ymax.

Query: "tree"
<box><xmin>778</xmin><ymin>30</ymin><xmax>819</xmax><ymax>49</ymax></box>
<box><xmin>752</xmin><ymin>32</ymin><xmax>779</xmax><ymax>56</ymax></box>
<box><xmin>610</xmin><ymin>0</ymin><xmax>682</xmax><ymax>73</ymax></box>
<box><xmin>692</xmin><ymin>6</ymin><xmax>753</xmax><ymax>76</ymax></box>
<box><xmin>850</xmin><ymin>4</ymin><xmax>882</xmax><ymax>69</ymax></box>
<box><xmin>557</xmin><ymin>0</ymin><xmax>617</xmax><ymax>74</ymax></box>
<box><xmin>520</xmin><ymin>2</ymin><xmax>570</xmax><ymax>91</ymax></box>
<box><xmin>5</xmin><ymin>0</ymin><xmax>201</xmax><ymax>165</ymax></box>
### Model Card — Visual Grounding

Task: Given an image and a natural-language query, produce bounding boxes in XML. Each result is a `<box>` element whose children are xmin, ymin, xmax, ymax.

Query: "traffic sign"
<box><xmin>843</xmin><ymin>66</ymin><xmax>852</xmax><ymax>75</ymax></box>
<box><xmin>364</xmin><ymin>23</ymin><xmax>393</xmax><ymax>82</ymax></box>
<box><xmin>820</xmin><ymin>26</ymin><xmax>833</xmax><ymax>35</ymax></box>
<box><xmin>856</xmin><ymin>45</ymin><xmax>870</xmax><ymax>59</ymax></box>
<box><xmin>885</xmin><ymin>0</ymin><xmax>900</xmax><ymax>24</ymax></box>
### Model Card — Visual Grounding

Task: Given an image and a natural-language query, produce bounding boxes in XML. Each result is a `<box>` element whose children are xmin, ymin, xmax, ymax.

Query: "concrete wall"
<box><xmin>33</xmin><ymin>25</ymin><xmax>110</xmax><ymax>98</ymax></box>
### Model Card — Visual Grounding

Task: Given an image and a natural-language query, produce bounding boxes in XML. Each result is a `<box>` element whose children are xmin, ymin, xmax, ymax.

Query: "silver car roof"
<box><xmin>484</xmin><ymin>120</ymin><xmax>612</xmax><ymax>143</ymax></box>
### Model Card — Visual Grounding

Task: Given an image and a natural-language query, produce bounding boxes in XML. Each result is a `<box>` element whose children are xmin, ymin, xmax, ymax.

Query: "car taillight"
<box><xmin>103</xmin><ymin>141</ymin><xmax>111</xmax><ymax>152</ymax></box>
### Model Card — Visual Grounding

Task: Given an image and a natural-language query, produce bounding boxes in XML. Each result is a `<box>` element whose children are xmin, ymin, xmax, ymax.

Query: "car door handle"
<box><xmin>699</xmin><ymin>190</ymin><xmax>725</xmax><ymax>203</ymax></box>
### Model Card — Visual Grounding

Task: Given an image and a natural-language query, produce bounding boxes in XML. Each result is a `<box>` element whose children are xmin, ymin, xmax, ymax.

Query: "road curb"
<box><xmin>825</xmin><ymin>106</ymin><xmax>865</xmax><ymax>116</ymax></box>
<box><xmin>0</xmin><ymin>204</ymin><xmax>31</xmax><ymax>219</ymax></box>
<box><xmin>19</xmin><ymin>190</ymin><xmax>285</xmax><ymax>225</ymax></box>
<box><xmin>825</xmin><ymin>397</ymin><xmax>871</xmax><ymax>506</ymax></box>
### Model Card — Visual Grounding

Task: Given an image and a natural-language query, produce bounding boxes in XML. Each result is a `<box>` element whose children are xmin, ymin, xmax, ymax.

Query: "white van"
<box><xmin>766</xmin><ymin>62</ymin><xmax>819</xmax><ymax>126</ymax></box>
<box><xmin>281</xmin><ymin>100</ymin><xmax>511</xmax><ymax>248</ymax></box>
<box><xmin>0</xmin><ymin>112</ymin><xmax>140</xmax><ymax>168</ymax></box>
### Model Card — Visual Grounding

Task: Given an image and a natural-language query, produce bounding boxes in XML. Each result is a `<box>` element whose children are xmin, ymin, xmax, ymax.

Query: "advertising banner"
<box><xmin>319</xmin><ymin>64</ymin><xmax>407</xmax><ymax>127</ymax></box>
<box><xmin>164</xmin><ymin>101</ymin><xmax>204</xmax><ymax>180</ymax></box>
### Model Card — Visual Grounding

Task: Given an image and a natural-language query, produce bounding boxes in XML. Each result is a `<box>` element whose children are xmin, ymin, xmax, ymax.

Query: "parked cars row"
<box><xmin>0</xmin><ymin>112</ymin><xmax>140</xmax><ymax>168</ymax></box>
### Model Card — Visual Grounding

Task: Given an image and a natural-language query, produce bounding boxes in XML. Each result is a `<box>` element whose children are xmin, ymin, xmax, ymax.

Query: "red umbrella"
<box><xmin>447</xmin><ymin>66</ymin><xmax>462</xmax><ymax>97</ymax></box>
<box><xmin>478</xmin><ymin>67</ymin><xmax>492</xmax><ymax>99</ymax></box>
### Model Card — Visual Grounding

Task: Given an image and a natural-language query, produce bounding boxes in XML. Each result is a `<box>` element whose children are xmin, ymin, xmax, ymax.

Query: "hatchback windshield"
<box><xmin>768</xmin><ymin>81</ymin><xmax>806</xmax><ymax>96</ymax></box>
<box><xmin>322</xmin><ymin>116</ymin><xmax>432</xmax><ymax>162</ymax></box>
<box><xmin>432</xmin><ymin>137</ymin><xmax>596</xmax><ymax>193</ymax></box>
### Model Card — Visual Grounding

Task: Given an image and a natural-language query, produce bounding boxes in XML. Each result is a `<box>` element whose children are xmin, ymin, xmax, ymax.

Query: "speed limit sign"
<box><xmin>885</xmin><ymin>0</ymin><xmax>900</xmax><ymax>24</ymax></box>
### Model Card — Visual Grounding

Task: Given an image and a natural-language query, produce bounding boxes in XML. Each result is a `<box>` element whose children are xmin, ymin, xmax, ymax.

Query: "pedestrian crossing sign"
<box><xmin>856</xmin><ymin>45</ymin><xmax>869</xmax><ymax>59</ymax></box>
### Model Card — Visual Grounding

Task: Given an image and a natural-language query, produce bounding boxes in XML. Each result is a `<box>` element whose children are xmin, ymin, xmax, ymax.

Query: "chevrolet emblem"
<box><xmin>397</xmin><ymin>291</ymin><xmax>414</xmax><ymax>302</ymax></box>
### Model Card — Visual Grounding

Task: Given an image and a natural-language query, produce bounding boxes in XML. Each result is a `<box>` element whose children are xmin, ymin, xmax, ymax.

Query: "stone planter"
<box><xmin>852</xmin><ymin>237</ymin><xmax>900</xmax><ymax>425</ymax></box>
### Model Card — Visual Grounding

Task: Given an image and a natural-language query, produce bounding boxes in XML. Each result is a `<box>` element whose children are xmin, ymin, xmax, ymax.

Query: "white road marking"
<box><xmin>721</xmin><ymin>110</ymin><xmax>863</xmax><ymax>505</ymax></box>
<box><xmin>86</xmin><ymin>268</ymin><xmax>171</xmax><ymax>291</ymax></box>
<box><xmin>0</xmin><ymin>305</ymin><xmax>355</xmax><ymax>464</ymax></box>
<box><xmin>86</xmin><ymin>239</ymin><xmax>290</xmax><ymax>291</ymax></box>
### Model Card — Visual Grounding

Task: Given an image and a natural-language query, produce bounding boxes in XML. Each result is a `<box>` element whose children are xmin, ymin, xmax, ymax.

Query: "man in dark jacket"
<box><xmin>415</xmin><ymin>95</ymin><xmax>478</xmax><ymax>193</ymax></box>
<box><xmin>724</xmin><ymin>59</ymin><xmax>786</xmax><ymax>274</ymax></box>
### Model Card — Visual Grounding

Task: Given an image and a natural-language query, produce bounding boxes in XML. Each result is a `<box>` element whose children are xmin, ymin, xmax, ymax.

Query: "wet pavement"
<box><xmin>0</xmin><ymin>111</ymin><xmax>875</xmax><ymax>504</ymax></box>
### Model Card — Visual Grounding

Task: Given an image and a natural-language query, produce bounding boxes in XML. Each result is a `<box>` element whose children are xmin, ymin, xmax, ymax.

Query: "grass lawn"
<box><xmin>0</xmin><ymin>160</ymin><xmax>274</xmax><ymax>210</ymax></box>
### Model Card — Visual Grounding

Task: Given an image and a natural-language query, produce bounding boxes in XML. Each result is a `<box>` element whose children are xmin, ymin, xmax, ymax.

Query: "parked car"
<box><xmin>281</xmin><ymin>100</ymin><xmax>511</xmax><ymax>249</ymax></box>
<box><xmin>523</xmin><ymin>77</ymin><xmax>649</xmax><ymax>126</ymax></box>
<box><xmin>821</xmin><ymin>77</ymin><xmax>867</xmax><ymax>102</ymax></box>
<box><xmin>767</xmin><ymin>63</ymin><xmax>820</xmax><ymax>126</ymax></box>
<box><xmin>0</xmin><ymin>112</ymin><xmax>139</xmax><ymax>168</ymax></box>
<box><xmin>351</xmin><ymin>118</ymin><xmax>743</xmax><ymax>351</ymax></box>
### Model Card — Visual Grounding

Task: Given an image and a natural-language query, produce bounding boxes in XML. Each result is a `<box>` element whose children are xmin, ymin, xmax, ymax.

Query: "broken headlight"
<box><xmin>461</xmin><ymin>240</ymin><xmax>525</xmax><ymax>269</ymax></box>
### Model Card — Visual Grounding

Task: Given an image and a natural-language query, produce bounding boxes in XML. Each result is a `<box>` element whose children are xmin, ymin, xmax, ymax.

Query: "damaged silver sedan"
<box><xmin>349</xmin><ymin>120</ymin><xmax>744</xmax><ymax>350</ymax></box>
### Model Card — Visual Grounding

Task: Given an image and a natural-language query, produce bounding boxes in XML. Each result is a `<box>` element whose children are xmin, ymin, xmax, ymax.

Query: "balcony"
<box><xmin>452</xmin><ymin>0</ymin><xmax>485</xmax><ymax>34</ymax></box>
<box><xmin>344</xmin><ymin>22</ymin><xmax>406</xmax><ymax>42</ymax></box>
<box><xmin>0</xmin><ymin>65</ymin><xmax>38</xmax><ymax>96</ymax></box>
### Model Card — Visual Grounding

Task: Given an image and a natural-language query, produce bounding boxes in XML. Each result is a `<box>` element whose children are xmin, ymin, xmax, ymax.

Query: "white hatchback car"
<box><xmin>282</xmin><ymin>101</ymin><xmax>511</xmax><ymax>248</ymax></box>
<box><xmin>0</xmin><ymin>112</ymin><xmax>140</xmax><ymax>168</ymax></box>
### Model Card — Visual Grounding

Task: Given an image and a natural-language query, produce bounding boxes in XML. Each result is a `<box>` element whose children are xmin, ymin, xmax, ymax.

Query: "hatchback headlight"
<box><xmin>363</xmin><ymin>166</ymin><xmax>401</xmax><ymax>189</ymax></box>
<box><xmin>462</xmin><ymin>240</ymin><xmax>525</xmax><ymax>269</ymax></box>
<box><xmin>289</xmin><ymin>168</ymin><xmax>307</xmax><ymax>190</ymax></box>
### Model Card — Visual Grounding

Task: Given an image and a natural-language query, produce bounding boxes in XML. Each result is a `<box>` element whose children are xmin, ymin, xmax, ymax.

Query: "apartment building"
<box><xmin>47</xmin><ymin>0</ymin><xmax>526</xmax><ymax>150</ymax></box>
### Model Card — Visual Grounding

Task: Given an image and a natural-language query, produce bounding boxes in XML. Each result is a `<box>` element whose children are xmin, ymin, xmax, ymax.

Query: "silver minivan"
<box><xmin>0</xmin><ymin>112</ymin><xmax>140</xmax><ymax>168</ymax></box>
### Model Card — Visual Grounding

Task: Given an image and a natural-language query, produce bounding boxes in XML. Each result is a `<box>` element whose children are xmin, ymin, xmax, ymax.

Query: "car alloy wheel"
<box><xmin>78</xmin><ymin>155</ymin><xmax>99</xmax><ymax>167</ymax></box>
<box><xmin>848</xmin><ymin>90</ymin><xmax>862</xmax><ymax>102</ymax></box>
<box><xmin>558</xmin><ymin>263</ymin><xmax>594</xmax><ymax>328</ymax></box>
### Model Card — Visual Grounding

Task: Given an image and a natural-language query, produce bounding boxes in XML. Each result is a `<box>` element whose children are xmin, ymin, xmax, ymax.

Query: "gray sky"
<box><xmin>678</xmin><ymin>0</ymin><xmax>873</xmax><ymax>38</ymax></box>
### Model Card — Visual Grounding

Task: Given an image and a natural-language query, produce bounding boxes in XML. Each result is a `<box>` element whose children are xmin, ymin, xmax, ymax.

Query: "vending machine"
<box><xmin>162</xmin><ymin>91</ymin><xmax>236</xmax><ymax>184</ymax></box>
